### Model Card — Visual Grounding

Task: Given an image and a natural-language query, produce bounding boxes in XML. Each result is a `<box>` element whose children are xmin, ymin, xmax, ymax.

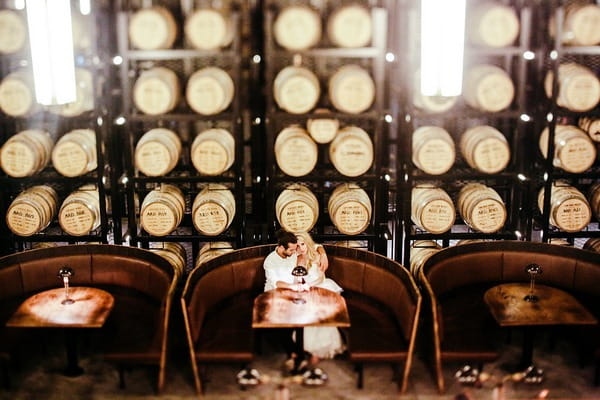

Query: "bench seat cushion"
<box><xmin>346</xmin><ymin>291</ymin><xmax>408</xmax><ymax>362</ymax></box>
<box><xmin>194</xmin><ymin>291</ymin><xmax>255</xmax><ymax>363</ymax></box>
<box><xmin>438</xmin><ymin>285</ymin><xmax>500</xmax><ymax>362</ymax></box>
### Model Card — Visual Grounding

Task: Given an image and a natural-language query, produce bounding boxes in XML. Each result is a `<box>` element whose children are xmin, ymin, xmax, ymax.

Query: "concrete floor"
<box><xmin>1</xmin><ymin>328</ymin><xmax>600</xmax><ymax>400</ymax></box>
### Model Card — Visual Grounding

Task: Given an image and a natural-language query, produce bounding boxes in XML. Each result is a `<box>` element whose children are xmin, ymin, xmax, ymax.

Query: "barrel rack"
<box><xmin>0</xmin><ymin>1</ymin><xmax>113</xmax><ymax>255</ymax></box>
<box><xmin>260</xmin><ymin>0</ymin><xmax>395</xmax><ymax>254</ymax></box>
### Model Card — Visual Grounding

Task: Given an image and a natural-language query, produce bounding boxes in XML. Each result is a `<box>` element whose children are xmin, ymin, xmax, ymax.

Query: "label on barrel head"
<box><xmin>558</xmin><ymin>137</ymin><xmax>595</xmax><ymax>173</ymax></box>
<box><xmin>59</xmin><ymin>203</ymin><xmax>95</xmax><ymax>235</ymax></box>
<box><xmin>307</xmin><ymin>119</ymin><xmax>338</xmax><ymax>143</ymax></box>
<box><xmin>420</xmin><ymin>199</ymin><xmax>454</xmax><ymax>233</ymax></box>
<box><xmin>277</xmin><ymin>136</ymin><xmax>317</xmax><ymax>176</ymax></box>
<box><xmin>129</xmin><ymin>8</ymin><xmax>174</xmax><ymax>50</ymax></box>
<box><xmin>469</xmin><ymin>199</ymin><xmax>506</xmax><ymax>233</ymax></box>
<box><xmin>555</xmin><ymin>198</ymin><xmax>590</xmax><ymax>232</ymax></box>
<box><xmin>53</xmin><ymin>141</ymin><xmax>88</xmax><ymax>177</ymax></box>
<box><xmin>186</xmin><ymin>9</ymin><xmax>229</xmax><ymax>50</ymax></box>
<box><xmin>331</xmin><ymin>74</ymin><xmax>374</xmax><ymax>114</ymax></box>
<box><xmin>136</xmin><ymin>141</ymin><xmax>171</xmax><ymax>176</ymax></box>
<box><xmin>192</xmin><ymin>140</ymin><xmax>229</xmax><ymax>175</ymax></box>
<box><xmin>141</xmin><ymin>203</ymin><xmax>176</xmax><ymax>236</ymax></box>
<box><xmin>187</xmin><ymin>76</ymin><xmax>225</xmax><ymax>115</ymax></box>
<box><xmin>1</xmin><ymin>141</ymin><xmax>36</xmax><ymax>177</ymax></box>
<box><xmin>333</xmin><ymin>200</ymin><xmax>369</xmax><ymax>235</ymax></box>
<box><xmin>194</xmin><ymin>203</ymin><xmax>228</xmax><ymax>235</ymax></box>
<box><xmin>280</xmin><ymin>200</ymin><xmax>315</xmax><ymax>232</ymax></box>
<box><xmin>476</xmin><ymin>73</ymin><xmax>514</xmax><ymax>111</ymax></box>
<box><xmin>7</xmin><ymin>203</ymin><xmax>41</xmax><ymax>236</ymax></box>
<box><xmin>331</xmin><ymin>136</ymin><xmax>372</xmax><ymax>176</ymax></box>
<box><xmin>416</xmin><ymin>138</ymin><xmax>455</xmax><ymax>174</ymax></box>
<box><xmin>472</xmin><ymin>137</ymin><xmax>510</xmax><ymax>173</ymax></box>
<box><xmin>328</xmin><ymin>6</ymin><xmax>372</xmax><ymax>48</ymax></box>
<box><xmin>0</xmin><ymin>78</ymin><xmax>33</xmax><ymax>116</ymax></box>
<box><xmin>278</xmin><ymin>76</ymin><xmax>319</xmax><ymax>114</ymax></box>
<box><xmin>564</xmin><ymin>74</ymin><xmax>600</xmax><ymax>112</ymax></box>
<box><xmin>134</xmin><ymin>77</ymin><xmax>173</xmax><ymax>115</ymax></box>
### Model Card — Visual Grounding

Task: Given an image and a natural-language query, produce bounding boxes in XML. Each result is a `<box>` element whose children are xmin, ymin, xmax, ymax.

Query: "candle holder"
<box><xmin>524</xmin><ymin>263</ymin><xmax>543</xmax><ymax>303</ymax></box>
<box><xmin>57</xmin><ymin>267</ymin><xmax>75</xmax><ymax>305</ymax></box>
<box><xmin>291</xmin><ymin>265</ymin><xmax>308</xmax><ymax>304</ymax></box>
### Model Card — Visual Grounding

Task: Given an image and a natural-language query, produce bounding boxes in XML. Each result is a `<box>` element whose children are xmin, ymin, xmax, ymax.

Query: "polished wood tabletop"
<box><xmin>6</xmin><ymin>287</ymin><xmax>115</xmax><ymax>328</ymax></box>
<box><xmin>484</xmin><ymin>283</ymin><xmax>598</xmax><ymax>327</ymax></box>
<box><xmin>252</xmin><ymin>287</ymin><xmax>350</xmax><ymax>328</ymax></box>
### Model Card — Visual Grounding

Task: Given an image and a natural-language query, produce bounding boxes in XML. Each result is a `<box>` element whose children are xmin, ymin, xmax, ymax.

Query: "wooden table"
<box><xmin>7</xmin><ymin>287</ymin><xmax>114</xmax><ymax>376</ymax></box>
<box><xmin>253</xmin><ymin>287</ymin><xmax>350</xmax><ymax>371</ymax></box>
<box><xmin>484</xmin><ymin>283</ymin><xmax>597</xmax><ymax>372</ymax></box>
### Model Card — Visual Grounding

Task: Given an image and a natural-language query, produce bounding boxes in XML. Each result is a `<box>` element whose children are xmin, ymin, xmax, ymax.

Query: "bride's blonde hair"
<box><xmin>296</xmin><ymin>231</ymin><xmax>319</xmax><ymax>268</ymax></box>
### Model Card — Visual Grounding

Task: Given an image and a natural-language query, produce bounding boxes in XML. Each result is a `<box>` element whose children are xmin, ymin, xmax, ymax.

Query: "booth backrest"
<box><xmin>0</xmin><ymin>244</ymin><xmax>174</xmax><ymax>303</ymax></box>
<box><xmin>422</xmin><ymin>241</ymin><xmax>600</xmax><ymax>298</ymax></box>
<box><xmin>324</xmin><ymin>245</ymin><xmax>419</xmax><ymax>341</ymax></box>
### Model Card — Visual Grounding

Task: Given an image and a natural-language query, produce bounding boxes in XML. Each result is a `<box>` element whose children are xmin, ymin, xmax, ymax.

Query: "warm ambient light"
<box><xmin>420</xmin><ymin>0</ymin><xmax>466</xmax><ymax>96</ymax></box>
<box><xmin>26</xmin><ymin>0</ymin><xmax>76</xmax><ymax>105</ymax></box>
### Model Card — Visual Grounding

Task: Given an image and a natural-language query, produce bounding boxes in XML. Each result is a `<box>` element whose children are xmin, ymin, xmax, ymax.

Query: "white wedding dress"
<box><xmin>302</xmin><ymin>262</ymin><xmax>346</xmax><ymax>359</ymax></box>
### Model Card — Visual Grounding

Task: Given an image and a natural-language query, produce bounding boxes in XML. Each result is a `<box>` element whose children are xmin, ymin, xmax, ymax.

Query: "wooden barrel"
<box><xmin>48</xmin><ymin>68</ymin><xmax>95</xmax><ymax>117</ymax></box>
<box><xmin>544</xmin><ymin>62</ymin><xmax>600</xmax><ymax>112</ymax></box>
<box><xmin>275</xmin><ymin>184</ymin><xmax>319</xmax><ymax>233</ymax></box>
<box><xmin>52</xmin><ymin>129</ymin><xmax>97</xmax><ymax>177</ymax></box>
<box><xmin>537</xmin><ymin>182</ymin><xmax>591</xmax><ymax>232</ymax></box>
<box><xmin>0</xmin><ymin>9</ymin><xmax>26</xmax><ymax>54</ymax></box>
<box><xmin>275</xmin><ymin>126</ymin><xmax>318</xmax><ymax>177</ymax></box>
<box><xmin>150</xmin><ymin>242</ymin><xmax>186</xmax><ymax>277</ymax></box>
<box><xmin>185</xmin><ymin>8</ymin><xmax>233</xmax><ymax>50</ymax></box>
<box><xmin>411</xmin><ymin>187</ymin><xmax>456</xmax><ymax>234</ymax></box>
<box><xmin>140</xmin><ymin>184</ymin><xmax>185</xmax><ymax>236</ymax></box>
<box><xmin>1</xmin><ymin>129</ymin><xmax>53</xmax><ymax>177</ymax></box>
<box><xmin>329</xmin><ymin>126</ymin><xmax>373</xmax><ymax>177</ymax></box>
<box><xmin>0</xmin><ymin>70</ymin><xmax>37</xmax><ymax>117</ymax></box>
<box><xmin>410</xmin><ymin>240</ymin><xmax>441</xmax><ymax>278</ymax></box>
<box><xmin>412</xmin><ymin>126</ymin><xmax>455</xmax><ymax>175</ymax></box>
<box><xmin>307</xmin><ymin>110</ymin><xmax>339</xmax><ymax>144</ymax></box>
<box><xmin>464</xmin><ymin>64</ymin><xmax>515</xmax><ymax>112</ymax></box>
<box><xmin>6</xmin><ymin>185</ymin><xmax>58</xmax><ymax>236</ymax></box>
<box><xmin>460</xmin><ymin>125</ymin><xmax>510</xmax><ymax>174</ymax></box>
<box><xmin>328</xmin><ymin>183</ymin><xmax>371</xmax><ymax>235</ymax></box>
<box><xmin>128</xmin><ymin>6</ymin><xmax>177</xmax><ymax>50</ymax></box>
<box><xmin>58</xmin><ymin>185</ymin><xmax>101</xmax><ymax>236</ymax></box>
<box><xmin>588</xmin><ymin>182</ymin><xmax>600</xmax><ymax>220</ymax></box>
<box><xmin>539</xmin><ymin>124</ymin><xmax>596</xmax><ymax>173</ymax></box>
<box><xmin>327</xmin><ymin>4</ymin><xmax>372</xmax><ymax>48</ymax></box>
<box><xmin>583</xmin><ymin>238</ymin><xmax>600</xmax><ymax>253</ymax></box>
<box><xmin>468</xmin><ymin>2</ymin><xmax>520</xmax><ymax>47</ymax></box>
<box><xmin>549</xmin><ymin>238</ymin><xmax>572</xmax><ymax>246</ymax></box>
<box><xmin>195</xmin><ymin>241</ymin><xmax>234</xmax><ymax>268</ymax></box>
<box><xmin>135</xmin><ymin>128</ymin><xmax>181</xmax><ymax>177</ymax></box>
<box><xmin>191</xmin><ymin>128</ymin><xmax>235</xmax><ymax>176</ymax></box>
<box><xmin>192</xmin><ymin>184</ymin><xmax>235</xmax><ymax>235</ymax></box>
<box><xmin>329</xmin><ymin>65</ymin><xmax>375</xmax><ymax>114</ymax></box>
<box><xmin>133</xmin><ymin>67</ymin><xmax>180</xmax><ymax>115</ymax></box>
<box><xmin>578</xmin><ymin>116</ymin><xmax>600</xmax><ymax>142</ymax></box>
<box><xmin>555</xmin><ymin>3</ymin><xmax>600</xmax><ymax>46</ymax></box>
<box><xmin>186</xmin><ymin>67</ymin><xmax>234</xmax><ymax>115</ymax></box>
<box><xmin>273</xmin><ymin>5</ymin><xmax>321</xmax><ymax>51</ymax></box>
<box><xmin>333</xmin><ymin>240</ymin><xmax>367</xmax><ymax>248</ymax></box>
<box><xmin>458</xmin><ymin>183</ymin><xmax>507</xmax><ymax>233</ymax></box>
<box><xmin>274</xmin><ymin>66</ymin><xmax>320</xmax><ymax>114</ymax></box>
<box><xmin>412</xmin><ymin>70</ymin><xmax>458</xmax><ymax>113</ymax></box>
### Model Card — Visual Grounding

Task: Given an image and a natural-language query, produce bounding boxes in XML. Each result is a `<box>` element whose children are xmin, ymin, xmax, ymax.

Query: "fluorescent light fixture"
<box><xmin>26</xmin><ymin>0</ymin><xmax>76</xmax><ymax>105</ymax></box>
<box><xmin>420</xmin><ymin>0</ymin><xmax>466</xmax><ymax>96</ymax></box>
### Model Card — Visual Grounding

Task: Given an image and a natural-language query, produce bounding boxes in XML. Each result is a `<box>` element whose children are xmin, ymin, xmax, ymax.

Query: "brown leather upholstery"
<box><xmin>419</xmin><ymin>241</ymin><xmax>600</xmax><ymax>393</ymax></box>
<box><xmin>0</xmin><ymin>244</ymin><xmax>177</xmax><ymax>393</ymax></box>
<box><xmin>181</xmin><ymin>244</ymin><xmax>421</xmax><ymax>395</ymax></box>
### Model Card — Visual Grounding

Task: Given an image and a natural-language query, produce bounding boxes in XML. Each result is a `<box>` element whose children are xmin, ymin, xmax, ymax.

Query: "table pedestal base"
<box><xmin>63</xmin><ymin>330</ymin><xmax>84</xmax><ymax>377</ymax></box>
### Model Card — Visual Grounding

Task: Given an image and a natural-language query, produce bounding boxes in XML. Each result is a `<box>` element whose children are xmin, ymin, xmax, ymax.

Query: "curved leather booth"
<box><xmin>419</xmin><ymin>240</ymin><xmax>600</xmax><ymax>393</ymax></box>
<box><xmin>0</xmin><ymin>244</ymin><xmax>178</xmax><ymax>392</ymax></box>
<box><xmin>181</xmin><ymin>244</ymin><xmax>421</xmax><ymax>394</ymax></box>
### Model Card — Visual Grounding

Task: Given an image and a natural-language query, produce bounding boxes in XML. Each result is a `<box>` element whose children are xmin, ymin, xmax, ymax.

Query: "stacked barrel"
<box><xmin>118</xmin><ymin>3</ymin><xmax>242</xmax><ymax>270</ymax></box>
<box><xmin>267</xmin><ymin>1</ymin><xmax>382</xmax><ymax>246</ymax></box>
<box><xmin>0</xmin><ymin>5</ymin><xmax>107</xmax><ymax>248</ymax></box>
